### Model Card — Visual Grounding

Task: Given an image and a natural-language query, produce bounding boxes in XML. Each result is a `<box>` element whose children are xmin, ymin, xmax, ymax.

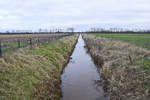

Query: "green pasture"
<box><xmin>94</xmin><ymin>33</ymin><xmax>150</xmax><ymax>50</ymax></box>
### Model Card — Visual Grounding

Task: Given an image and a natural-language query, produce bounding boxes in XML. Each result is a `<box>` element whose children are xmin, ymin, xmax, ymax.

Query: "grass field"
<box><xmin>0</xmin><ymin>35</ymin><xmax>78</xmax><ymax>99</ymax></box>
<box><xmin>0</xmin><ymin>34</ymin><xmax>64</xmax><ymax>41</ymax></box>
<box><xmin>94</xmin><ymin>33</ymin><xmax>150</xmax><ymax>50</ymax></box>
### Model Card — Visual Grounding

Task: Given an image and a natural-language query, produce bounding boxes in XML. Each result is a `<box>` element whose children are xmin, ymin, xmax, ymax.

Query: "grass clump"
<box><xmin>141</xmin><ymin>58</ymin><xmax>150</xmax><ymax>70</ymax></box>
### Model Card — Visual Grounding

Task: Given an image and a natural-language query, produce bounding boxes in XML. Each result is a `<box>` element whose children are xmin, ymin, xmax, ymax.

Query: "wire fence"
<box><xmin>0</xmin><ymin>34</ymin><xmax>72</xmax><ymax>57</ymax></box>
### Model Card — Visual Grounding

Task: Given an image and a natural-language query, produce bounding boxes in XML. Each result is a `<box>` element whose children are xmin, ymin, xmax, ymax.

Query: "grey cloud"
<box><xmin>0</xmin><ymin>0</ymin><xmax>150</xmax><ymax>31</ymax></box>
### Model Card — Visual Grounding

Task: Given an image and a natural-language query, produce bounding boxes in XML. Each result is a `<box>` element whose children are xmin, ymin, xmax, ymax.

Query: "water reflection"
<box><xmin>61</xmin><ymin>35</ymin><xmax>109</xmax><ymax>100</ymax></box>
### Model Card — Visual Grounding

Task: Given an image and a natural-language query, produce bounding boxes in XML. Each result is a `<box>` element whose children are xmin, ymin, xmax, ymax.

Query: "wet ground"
<box><xmin>61</xmin><ymin>35</ymin><xmax>108</xmax><ymax>100</ymax></box>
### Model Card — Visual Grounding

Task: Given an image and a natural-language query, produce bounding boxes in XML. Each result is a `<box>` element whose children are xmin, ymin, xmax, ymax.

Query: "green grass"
<box><xmin>141</xmin><ymin>58</ymin><xmax>150</xmax><ymax>70</ymax></box>
<box><xmin>0</xmin><ymin>35</ymin><xmax>77</xmax><ymax>99</ymax></box>
<box><xmin>94</xmin><ymin>33</ymin><xmax>150</xmax><ymax>50</ymax></box>
<box><xmin>94</xmin><ymin>33</ymin><xmax>150</xmax><ymax>37</ymax></box>
<box><xmin>2</xmin><ymin>42</ymin><xmax>28</xmax><ymax>53</ymax></box>
<box><xmin>27</xmin><ymin>40</ymin><xmax>71</xmax><ymax>68</ymax></box>
<box><xmin>141</xmin><ymin>57</ymin><xmax>150</xmax><ymax>89</ymax></box>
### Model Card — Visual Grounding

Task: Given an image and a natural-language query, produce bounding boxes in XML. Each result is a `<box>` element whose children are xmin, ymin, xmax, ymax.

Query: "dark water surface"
<box><xmin>61</xmin><ymin>35</ymin><xmax>108</xmax><ymax>100</ymax></box>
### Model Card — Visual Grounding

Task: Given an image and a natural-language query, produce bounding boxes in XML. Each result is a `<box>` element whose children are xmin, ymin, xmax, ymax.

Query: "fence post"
<box><xmin>38</xmin><ymin>38</ymin><xmax>40</xmax><ymax>44</ymax></box>
<box><xmin>0</xmin><ymin>41</ymin><xmax>2</xmax><ymax>58</ymax></box>
<box><xmin>142</xmin><ymin>72</ymin><xmax>145</xmax><ymax>88</ymax></box>
<box><xmin>18</xmin><ymin>40</ymin><xmax>21</xmax><ymax>48</ymax></box>
<box><xmin>48</xmin><ymin>37</ymin><xmax>51</xmax><ymax>42</ymax></box>
<box><xmin>129</xmin><ymin>55</ymin><xmax>133</xmax><ymax>65</ymax></box>
<box><xmin>29</xmin><ymin>38</ymin><xmax>32</xmax><ymax>45</ymax></box>
<box><xmin>29</xmin><ymin>38</ymin><xmax>32</xmax><ymax>48</ymax></box>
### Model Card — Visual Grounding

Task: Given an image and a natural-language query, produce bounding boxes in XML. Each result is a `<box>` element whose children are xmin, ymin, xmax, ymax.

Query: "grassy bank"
<box><xmin>93</xmin><ymin>33</ymin><xmax>150</xmax><ymax>73</ymax></box>
<box><xmin>83</xmin><ymin>34</ymin><xmax>150</xmax><ymax>100</ymax></box>
<box><xmin>0</xmin><ymin>35</ymin><xmax>78</xmax><ymax>100</ymax></box>
<box><xmin>93</xmin><ymin>33</ymin><xmax>150</xmax><ymax>50</ymax></box>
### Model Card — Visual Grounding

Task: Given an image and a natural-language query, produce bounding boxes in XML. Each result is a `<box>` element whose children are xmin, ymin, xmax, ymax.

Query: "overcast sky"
<box><xmin>0</xmin><ymin>0</ymin><xmax>150</xmax><ymax>31</ymax></box>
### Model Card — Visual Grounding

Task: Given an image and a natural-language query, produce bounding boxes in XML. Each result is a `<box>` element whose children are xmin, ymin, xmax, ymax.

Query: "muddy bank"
<box><xmin>83</xmin><ymin>34</ymin><xmax>150</xmax><ymax>100</ymax></box>
<box><xmin>0</xmin><ymin>35</ymin><xmax>78</xmax><ymax>100</ymax></box>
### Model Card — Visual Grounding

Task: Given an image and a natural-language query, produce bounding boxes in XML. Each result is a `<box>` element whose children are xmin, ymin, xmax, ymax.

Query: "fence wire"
<box><xmin>0</xmin><ymin>34</ymin><xmax>72</xmax><ymax>57</ymax></box>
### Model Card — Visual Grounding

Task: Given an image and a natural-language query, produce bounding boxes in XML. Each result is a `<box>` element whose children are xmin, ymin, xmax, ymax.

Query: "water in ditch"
<box><xmin>61</xmin><ymin>35</ymin><xmax>108</xmax><ymax>100</ymax></box>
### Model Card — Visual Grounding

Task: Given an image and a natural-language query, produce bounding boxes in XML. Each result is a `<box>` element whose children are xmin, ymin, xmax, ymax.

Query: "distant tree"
<box><xmin>67</xmin><ymin>28</ymin><xmax>74</xmax><ymax>33</ymax></box>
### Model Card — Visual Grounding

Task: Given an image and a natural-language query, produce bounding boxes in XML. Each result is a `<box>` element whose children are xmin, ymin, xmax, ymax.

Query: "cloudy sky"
<box><xmin>0</xmin><ymin>0</ymin><xmax>150</xmax><ymax>31</ymax></box>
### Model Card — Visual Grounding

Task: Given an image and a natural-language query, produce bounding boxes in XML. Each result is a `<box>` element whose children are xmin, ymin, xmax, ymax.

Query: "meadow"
<box><xmin>94</xmin><ymin>33</ymin><xmax>150</xmax><ymax>50</ymax></box>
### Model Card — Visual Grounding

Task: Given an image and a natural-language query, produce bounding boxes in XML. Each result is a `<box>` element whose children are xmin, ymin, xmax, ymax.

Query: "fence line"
<box><xmin>0</xmin><ymin>34</ymin><xmax>72</xmax><ymax>57</ymax></box>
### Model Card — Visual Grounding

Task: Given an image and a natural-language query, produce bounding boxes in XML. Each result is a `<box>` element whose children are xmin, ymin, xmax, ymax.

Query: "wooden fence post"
<box><xmin>48</xmin><ymin>37</ymin><xmax>51</xmax><ymax>42</ymax></box>
<box><xmin>38</xmin><ymin>38</ymin><xmax>40</xmax><ymax>44</ymax></box>
<box><xmin>142</xmin><ymin>72</ymin><xmax>145</xmax><ymax>88</ymax></box>
<box><xmin>29</xmin><ymin>38</ymin><xmax>33</xmax><ymax>48</ymax></box>
<box><xmin>129</xmin><ymin>55</ymin><xmax>133</xmax><ymax>65</ymax></box>
<box><xmin>0</xmin><ymin>41</ymin><xmax>2</xmax><ymax>58</ymax></box>
<box><xmin>29</xmin><ymin>38</ymin><xmax>32</xmax><ymax>45</ymax></box>
<box><xmin>18</xmin><ymin>40</ymin><xmax>21</xmax><ymax>48</ymax></box>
